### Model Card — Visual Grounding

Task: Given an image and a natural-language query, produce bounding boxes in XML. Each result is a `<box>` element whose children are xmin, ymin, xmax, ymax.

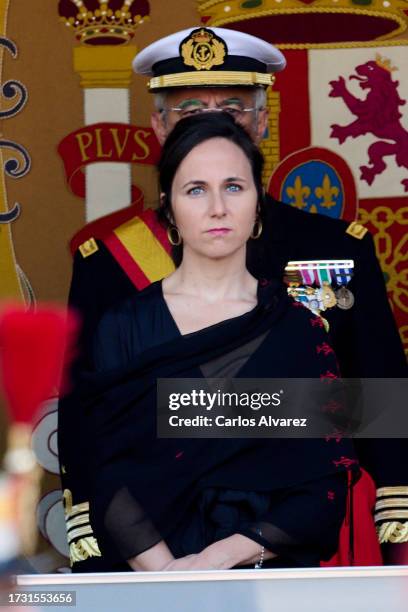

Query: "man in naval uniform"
<box><xmin>58</xmin><ymin>27</ymin><xmax>408</xmax><ymax>571</ymax></box>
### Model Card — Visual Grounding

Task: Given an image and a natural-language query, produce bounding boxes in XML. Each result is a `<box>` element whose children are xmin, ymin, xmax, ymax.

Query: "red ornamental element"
<box><xmin>0</xmin><ymin>306</ymin><xmax>79</xmax><ymax>425</ymax></box>
<box><xmin>175</xmin><ymin>451</ymin><xmax>184</xmax><ymax>459</ymax></box>
<box><xmin>320</xmin><ymin>371</ymin><xmax>338</xmax><ymax>380</ymax></box>
<box><xmin>333</xmin><ymin>456</ymin><xmax>358</xmax><ymax>469</ymax></box>
<box><xmin>58</xmin><ymin>0</ymin><xmax>150</xmax><ymax>46</ymax></box>
<box><xmin>57</xmin><ymin>122</ymin><xmax>160</xmax><ymax>199</ymax></box>
<box><xmin>216</xmin><ymin>14</ymin><xmax>401</xmax><ymax>46</ymax></box>
<box><xmin>325</xmin><ymin>430</ymin><xmax>343</xmax><ymax>442</ymax></box>
<box><xmin>322</xmin><ymin>400</ymin><xmax>342</xmax><ymax>415</ymax></box>
<box><xmin>310</xmin><ymin>316</ymin><xmax>324</xmax><ymax>327</ymax></box>
<box><xmin>316</xmin><ymin>342</ymin><xmax>334</xmax><ymax>356</ymax></box>
<box><xmin>327</xmin><ymin>490</ymin><xmax>335</xmax><ymax>500</ymax></box>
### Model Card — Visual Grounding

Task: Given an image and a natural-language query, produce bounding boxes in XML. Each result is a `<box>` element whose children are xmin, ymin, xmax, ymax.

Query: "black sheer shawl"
<box><xmin>71</xmin><ymin>280</ymin><xmax>359</xmax><ymax>565</ymax></box>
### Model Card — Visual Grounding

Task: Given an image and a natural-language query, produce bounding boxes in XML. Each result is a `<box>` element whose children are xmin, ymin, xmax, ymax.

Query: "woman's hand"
<box><xmin>161</xmin><ymin>552</ymin><xmax>230</xmax><ymax>571</ymax></box>
<box><xmin>128</xmin><ymin>533</ymin><xmax>277</xmax><ymax>572</ymax></box>
<box><xmin>162</xmin><ymin>534</ymin><xmax>276</xmax><ymax>571</ymax></box>
<box><xmin>201</xmin><ymin>534</ymin><xmax>276</xmax><ymax>568</ymax></box>
<box><xmin>161</xmin><ymin>555</ymin><xmax>209</xmax><ymax>571</ymax></box>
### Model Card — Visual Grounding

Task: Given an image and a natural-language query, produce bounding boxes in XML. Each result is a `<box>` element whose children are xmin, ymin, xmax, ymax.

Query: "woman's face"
<box><xmin>169</xmin><ymin>137</ymin><xmax>258</xmax><ymax>261</ymax></box>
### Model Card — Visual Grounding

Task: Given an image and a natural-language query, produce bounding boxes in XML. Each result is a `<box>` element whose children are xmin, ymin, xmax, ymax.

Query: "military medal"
<box><xmin>319</xmin><ymin>282</ymin><xmax>337</xmax><ymax>309</ymax></box>
<box><xmin>308</xmin><ymin>297</ymin><xmax>321</xmax><ymax>311</ymax></box>
<box><xmin>284</xmin><ymin>260</ymin><xmax>355</xmax><ymax>316</ymax></box>
<box><xmin>287</xmin><ymin>284</ymin><xmax>322</xmax><ymax>315</ymax></box>
<box><xmin>334</xmin><ymin>264</ymin><xmax>355</xmax><ymax>310</ymax></box>
<box><xmin>335</xmin><ymin>286</ymin><xmax>355</xmax><ymax>310</ymax></box>
<box><xmin>304</xmin><ymin>286</ymin><xmax>321</xmax><ymax>313</ymax></box>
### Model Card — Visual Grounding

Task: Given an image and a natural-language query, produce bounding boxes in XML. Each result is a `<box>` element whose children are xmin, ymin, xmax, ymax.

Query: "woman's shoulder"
<box><xmin>94</xmin><ymin>280</ymin><xmax>162</xmax><ymax>336</ymax></box>
<box><xmin>114</xmin><ymin>279</ymin><xmax>163</xmax><ymax>314</ymax></box>
<box><xmin>92</xmin><ymin>280</ymin><xmax>170</xmax><ymax>371</ymax></box>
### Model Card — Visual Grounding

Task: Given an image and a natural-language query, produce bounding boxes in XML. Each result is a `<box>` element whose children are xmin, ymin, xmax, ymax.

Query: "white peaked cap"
<box><xmin>133</xmin><ymin>26</ymin><xmax>286</xmax><ymax>91</ymax></box>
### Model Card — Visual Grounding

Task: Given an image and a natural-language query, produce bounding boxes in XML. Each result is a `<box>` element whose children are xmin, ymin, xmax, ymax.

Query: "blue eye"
<box><xmin>188</xmin><ymin>186</ymin><xmax>205</xmax><ymax>195</ymax></box>
<box><xmin>226</xmin><ymin>183</ymin><xmax>242</xmax><ymax>192</ymax></box>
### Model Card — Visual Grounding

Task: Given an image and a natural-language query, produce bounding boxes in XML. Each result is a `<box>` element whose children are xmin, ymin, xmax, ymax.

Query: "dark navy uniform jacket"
<box><xmin>58</xmin><ymin>197</ymin><xmax>408</xmax><ymax>571</ymax></box>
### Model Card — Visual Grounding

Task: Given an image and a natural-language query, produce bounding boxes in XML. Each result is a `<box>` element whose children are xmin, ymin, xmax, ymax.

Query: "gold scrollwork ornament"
<box><xmin>377</xmin><ymin>521</ymin><xmax>408</xmax><ymax>544</ymax></box>
<box><xmin>70</xmin><ymin>537</ymin><xmax>102</xmax><ymax>565</ymax></box>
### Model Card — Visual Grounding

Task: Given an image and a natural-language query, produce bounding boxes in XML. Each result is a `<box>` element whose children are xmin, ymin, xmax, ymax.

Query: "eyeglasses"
<box><xmin>161</xmin><ymin>105</ymin><xmax>260</xmax><ymax>120</ymax></box>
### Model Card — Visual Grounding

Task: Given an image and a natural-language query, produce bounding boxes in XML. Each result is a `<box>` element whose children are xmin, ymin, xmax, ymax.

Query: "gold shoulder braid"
<box><xmin>63</xmin><ymin>489</ymin><xmax>102</xmax><ymax>565</ymax></box>
<box><xmin>375</xmin><ymin>486</ymin><xmax>408</xmax><ymax>544</ymax></box>
<box><xmin>79</xmin><ymin>237</ymin><xmax>99</xmax><ymax>258</ymax></box>
<box><xmin>346</xmin><ymin>221</ymin><xmax>368</xmax><ymax>240</ymax></box>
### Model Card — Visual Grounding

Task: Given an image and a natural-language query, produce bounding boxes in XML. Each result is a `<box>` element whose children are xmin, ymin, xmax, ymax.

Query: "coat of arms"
<box><xmin>180</xmin><ymin>28</ymin><xmax>226</xmax><ymax>71</ymax></box>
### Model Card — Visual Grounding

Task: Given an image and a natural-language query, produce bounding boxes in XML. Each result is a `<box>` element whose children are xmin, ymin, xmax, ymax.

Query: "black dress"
<box><xmin>89</xmin><ymin>280</ymin><xmax>354</xmax><ymax>570</ymax></box>
<box><xmin>59</xmin><ymin>198</ymin><xmax>408</xmax><ymax>573</ymax></box>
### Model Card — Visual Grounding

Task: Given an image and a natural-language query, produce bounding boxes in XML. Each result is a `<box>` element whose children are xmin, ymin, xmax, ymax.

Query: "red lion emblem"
<box><xmin>329</xmin><ymin>57</ymin><xmax>408</xmax><ymax>192</ymax></box>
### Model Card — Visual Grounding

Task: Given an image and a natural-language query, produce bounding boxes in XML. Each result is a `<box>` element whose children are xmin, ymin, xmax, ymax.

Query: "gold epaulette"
<box><xmin>63</xmin><ymin>489</ymin><xmax>102</xmax><ymax>565</ymax></box>
<box><xmin>375</xmin><ymin>487</ymin><xmax>408</xmax><ymax>544</ymax></box>
<box><xmin>346</xmin><ymin>221</ymin><xmax>368</xmax><ymax>240</ymax></box>
<box><xmin>78</xmin><ymin>237</ymin><xmax>99</xmax><ymax>258</ymax></box>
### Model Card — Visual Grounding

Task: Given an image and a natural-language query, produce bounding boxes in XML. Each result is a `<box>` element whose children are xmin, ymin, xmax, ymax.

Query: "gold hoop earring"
<box><xmin>251</xmin><ymin>218</ymin><xmax>263</xmax><ymax>240</ymax></box>
<box><xmin>167</xmin><ymin>225</ymin><xmax>182</xmax><ymax>246</ymax></box>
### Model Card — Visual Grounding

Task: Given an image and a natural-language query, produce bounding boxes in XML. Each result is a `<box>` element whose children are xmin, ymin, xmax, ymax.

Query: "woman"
<box><xmin>81</xmin><ymin>113</ymin><xmax>362</xmax><ymax>572</ymax></box>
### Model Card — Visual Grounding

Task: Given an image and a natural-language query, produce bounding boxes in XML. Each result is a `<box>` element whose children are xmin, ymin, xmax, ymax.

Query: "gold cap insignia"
<box><xmin>180</xmin><ymin>28</ymin><xmax>226</xmax><ymax>71</ymax></box>
<box><xmin>346</xmin><ymin>221</ymin><xmax>368</xmax><ymax>240</ymax></box>
<box><xmin>79</xmin><ymin>237</ymin><xmax>99</xmax><ymax>258</ymax></box>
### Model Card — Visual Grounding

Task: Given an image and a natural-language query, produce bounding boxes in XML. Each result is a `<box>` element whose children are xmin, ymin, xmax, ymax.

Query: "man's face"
<box><xmin>151</xmin><ymin>87</ymin><xmax>268</xmax><ymax>146</ymax></box>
